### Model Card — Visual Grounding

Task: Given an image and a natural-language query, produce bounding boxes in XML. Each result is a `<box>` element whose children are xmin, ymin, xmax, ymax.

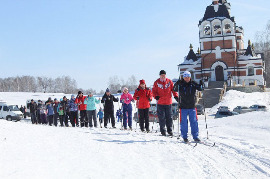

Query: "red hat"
<box><xmin>140</xmin><ymin>79</ymin><xmax>145</xmax><ymax>85</ymax></box>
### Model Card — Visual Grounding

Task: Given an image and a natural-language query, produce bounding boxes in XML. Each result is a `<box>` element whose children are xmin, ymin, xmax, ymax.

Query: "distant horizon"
<box><xmin>1</xmin><ymin>0</ymin><xmax>269</xmax><ymax>91</ymax></box>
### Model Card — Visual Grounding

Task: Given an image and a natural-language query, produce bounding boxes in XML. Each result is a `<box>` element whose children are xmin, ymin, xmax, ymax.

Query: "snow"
<box><xmin>1</xmin><ymin>92</ymin><xmax>270</xmax><ymax>178</ymax></box>
<box><xmin>238</xmin><ymin>54</ymin><xmax>261</xmax><ymax>60</ymax></box>
<box><xmin>181</xmin><ymin>57</ymin><xmax>201</xmax><ymax>65</ymax></box>
<box><xmin>209</xmin><ymin>90</ymin><xmax>270</xmax><ymax>114</ymax></box>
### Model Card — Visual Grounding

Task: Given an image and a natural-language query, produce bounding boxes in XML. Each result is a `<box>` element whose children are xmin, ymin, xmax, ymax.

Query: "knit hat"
<box><xmin>78</xmin><ymin>91</ymin><xmax>83</xmax><ymax>95</ymax></box>
<box><xmin>140</xmin><ymin>79</ymin><xmax>145</xmax><ymax>85</ymax></box>
<box><xmin>106</xmin><ymin>88</ymin><xmax>110</xmax><ymax>92</ymax></box>
<box><xmin>183</xmin><ymin>71</ymin><xmax>191</xmax><ymax>78</ymax></box>
<box><xmin>54</xmin><ymin>98</ymin><xmax>57</xmax><ymax>101</ymax></box>
<box><xmin>159</xmin><ymin>70</ymin><xmax>166</xmax><ymax>75</ymax></box>
<box><xmin>71</xmin><ymin>94</ymin><xmax>75</xmax><ymax>98</ymax></box>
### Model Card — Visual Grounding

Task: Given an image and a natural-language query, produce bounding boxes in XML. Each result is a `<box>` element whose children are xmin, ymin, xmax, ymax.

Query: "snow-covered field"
<box><xmin>1</xmin><ymin>91</ymin><xmax>270</xmax><ymax>179</ymax></box>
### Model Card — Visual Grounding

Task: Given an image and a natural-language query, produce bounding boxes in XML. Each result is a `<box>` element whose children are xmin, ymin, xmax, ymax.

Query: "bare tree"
<box><xmin>255</xmin><ymin>20</ymin><xmax>270</xmax><ymax>87</ymax></box>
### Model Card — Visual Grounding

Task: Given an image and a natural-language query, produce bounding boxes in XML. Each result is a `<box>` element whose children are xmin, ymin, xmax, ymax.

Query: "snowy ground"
<box><xmin>1</xmin><ymin>91</ymin><xmax>270</xmax><ymax>179</ymax></box>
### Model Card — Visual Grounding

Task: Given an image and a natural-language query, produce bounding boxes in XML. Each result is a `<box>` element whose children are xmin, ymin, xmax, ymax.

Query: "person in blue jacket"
<box><xmin>97</xmin><ymin>108</ymin><xmax>104</xmax><ymax>127</ymax></box>
<box><xmin>68</xmin><ymin>94</ymin><xmax>78</xmax><ymax>127</ymax></box>
<box><xmin>46</xmin><ymin>100</ymin><xmax>54</xmax><ymax>126</ymax></box>
<box><xmin>84</xmin><ymin>92</ymin><xmax>101</xmax><ymax>127</ymax></box>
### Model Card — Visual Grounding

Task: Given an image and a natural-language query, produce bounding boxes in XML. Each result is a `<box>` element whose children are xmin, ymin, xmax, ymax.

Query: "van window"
<box><xmin>3</xmin><ymin>106</ymin><xmax>9</xmax><ymax>111</ymax></box>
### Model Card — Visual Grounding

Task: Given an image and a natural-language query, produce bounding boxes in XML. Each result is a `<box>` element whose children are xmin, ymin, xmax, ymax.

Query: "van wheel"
<box><xmin>6</xmin><ymin>116</ymin><xmax>12</xmax><ymax>121</ymax></box>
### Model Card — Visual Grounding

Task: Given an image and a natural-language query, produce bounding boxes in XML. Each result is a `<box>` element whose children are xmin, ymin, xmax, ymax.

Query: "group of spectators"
<box><xmin>28</xmin><ymin>92</ymin><xmax>104</xmax><ymax>128</ymax></box>
<box><xmin>25</xmin><ymin>69</ymin><xmax>203</xmax><ymax>142</ymax></box>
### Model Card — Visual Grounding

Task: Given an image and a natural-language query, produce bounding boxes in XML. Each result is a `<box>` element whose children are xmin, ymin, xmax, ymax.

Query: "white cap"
<box><xmin>183</xmin><ymin>71</ymin><xmax>191</xmax><ymax>78</ymax></box>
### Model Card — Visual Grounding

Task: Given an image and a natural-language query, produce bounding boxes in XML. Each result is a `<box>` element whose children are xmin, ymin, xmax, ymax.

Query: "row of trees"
<box><xmin>0</xmin><ymin>75</ymin><xmax>138</xmax><ymax>94</ymax></box>
<box><xmin>255</xmin><ymin>20</ymin><xmax>270</xmax><ymax>87</ymax></box>
<box><xmin>0</xmin><ymin>76</ymin><xmax>78</xmax><ymax>94</ymax></box>
<box><xmin>107</xmin><ymin>75</ymin><xmax>138</xmax><ymax>94</ymax></box>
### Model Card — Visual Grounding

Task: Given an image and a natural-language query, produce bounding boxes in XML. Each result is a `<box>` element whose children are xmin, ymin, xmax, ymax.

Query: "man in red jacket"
<box><xmin>152</xmin><ymin>70</ymin><xmax>178</xmax><ymax>136</ymax></box>
<box><xmin>75</xmin><ymin>91</ymin><xmax>88</xmax><ymax>127</ymax></box>
<box><xmin>133</xmin><ymin>79</ymin><xmax>153</xmax><ymax>132</ymax></box>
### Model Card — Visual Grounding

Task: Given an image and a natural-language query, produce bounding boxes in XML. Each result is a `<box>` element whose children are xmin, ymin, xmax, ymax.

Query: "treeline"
<box><xmin>0</xmin><ymin>76</ymin><xmax>78</xmax><ymax>94</ymax></box>
<box><xmin>255</xmin><ymin>20</ymin><xmax>270</xmax><ymax>87</ymax></box>
<box><xmin>107</xmin><ymin>75</ymin><xmax>138</xmax><ymax>94</ymax></box>
<box><xmin>0</xmin><ymin>75</ymin><xmax>138</xmax><ymax>94</ymax></box>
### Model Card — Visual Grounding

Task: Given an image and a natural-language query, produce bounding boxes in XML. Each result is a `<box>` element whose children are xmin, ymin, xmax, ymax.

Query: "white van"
<box><xmin>0</xmin><ymin>102</ymin><xmax>23</xmax><ymax>121</ymax></box>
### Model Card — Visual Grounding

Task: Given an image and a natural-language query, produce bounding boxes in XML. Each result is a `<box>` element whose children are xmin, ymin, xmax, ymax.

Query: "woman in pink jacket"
<box><xmin>120</xmin><ymin>87</ymin><xmax>134</xmax><ymax>130</ymax></box>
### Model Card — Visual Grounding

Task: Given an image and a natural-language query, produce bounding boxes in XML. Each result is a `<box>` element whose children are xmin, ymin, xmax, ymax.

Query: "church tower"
<box><xmin>199</xmin><ymin>0</ymin><xmax>243</xmax><ymax>81</ymax></box>
<box><xmin>178</xmin><ymin>0</ymin><xmax>265</xmax><ymax>87</ymax></box>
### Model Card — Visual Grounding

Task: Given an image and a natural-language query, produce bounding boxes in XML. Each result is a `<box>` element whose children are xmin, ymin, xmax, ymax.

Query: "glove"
<box><xmin>121</xmin><ymin>99</ymin><xmax>125</xmax><ymax>103</ymax></box>
<box><xmin>136</xmin><ymin>96</ymin><xmax>139</xmax><ymax>100</ymax></box>
<box><xmin>155</xmin><ymin>96</ymin><xmax>160</xmax><ymax>100</ymax></box>
<box><xmin>174</xmin><ymin>96</ymin><xmax>179</xmax><ymax>102</ymax></box>
<box><xmin>136</xmin><ymin>88</ymin><xmax>140</xmax><ymax>91</ymax></box>
<box><xmin>148</xmin><ymin>98</ymin><xmax>151</xmax><ymax>102</ymax></box>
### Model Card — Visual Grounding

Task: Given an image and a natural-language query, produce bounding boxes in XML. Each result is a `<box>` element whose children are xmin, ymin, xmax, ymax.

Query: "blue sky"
<box><xmin>1</xmin><ymin>0</ymin><xmax>270</xmax><ymax>92</ymax></box>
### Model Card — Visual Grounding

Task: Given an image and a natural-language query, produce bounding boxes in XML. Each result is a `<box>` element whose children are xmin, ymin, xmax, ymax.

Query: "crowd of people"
<box><xmin>24</xmin><ymin>70</ymin><xmax>203</xmax><ymax>142</ymax></box>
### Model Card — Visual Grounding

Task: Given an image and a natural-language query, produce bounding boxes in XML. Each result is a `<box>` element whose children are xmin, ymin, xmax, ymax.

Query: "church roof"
<box><xmin>199</xmin><ymin>1</ymin><xmax>233</xmax><ymax>24</ymax></box>
<box><xmin>186</xmin><ymin>44</ymin><xmax>198</xmax><ymax>61</ymax></box>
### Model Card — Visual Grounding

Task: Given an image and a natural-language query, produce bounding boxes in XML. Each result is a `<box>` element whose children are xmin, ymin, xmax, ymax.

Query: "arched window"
<box><xmin>248</xmin><ymin>66</ymin><xmax>254</xmax><ymax>76</ymax></box>
<box><xmin>213</xmin><ymin>23</ymin><xmax>222</xmax><ymax>35</ymax></box>
<box><xmin>203</xmin><ymin>24</ymin><xmax>211</xmax><ymax>36</ymax></box>
<box><xmin>224</xmin><ymin>23</ymin><xmax>231</xmax><ymax>34</ymax></box>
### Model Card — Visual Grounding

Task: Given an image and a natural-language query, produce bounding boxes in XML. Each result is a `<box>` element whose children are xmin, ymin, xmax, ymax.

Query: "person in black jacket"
<box><xmin>29</xmin><ymin>99</ymin><xmax>37</xmax><ymax>124</ymax></box>
<box><xmin>101</xmin><ymin>88</ymin><xmax>119</xmax><ymax>128</ymax></box>
<box><xmin>173</xmin><ymin>71</ymin><xmax>203</xmax><ymax>143</ymax></box>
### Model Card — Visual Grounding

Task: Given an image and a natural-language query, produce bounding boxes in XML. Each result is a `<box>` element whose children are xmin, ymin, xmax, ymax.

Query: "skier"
<box><xmin>39</xmin><ymin>101</ymin><xmax>47</xmax><ymax>124</ymax></box>
<box><xmin>173</xmin><ymin>71</ymin><xmax>203</xmax><ymax>143</ymax></box>
<box><xmin>29</xmin><ymin>99</ymin><xmax>37</xmax><ymax>124</ymax></box>
<box><xmin>84</xmin><ymin>92</ymin><xmax>101</xmax><ymax>128</ymax></box>
<box><xmin>75</xmin><ymin>91</ymin><xmax>88</xmax><ymax>127</ymax></box>
<box><xmin>68</xmin><ymin>94</ymin><xmax>78</xmax><ymax>127</ymax></box>
<box><xmin>36</xmin><ymin>100</ymin><xmax>42</xmax><ymax>124</ymax></box>
<box><xmin>62</xmin><ymin>96</ymin><xmax>69</xmax><ymax>127</ymax></box>
<box><xmin>53</xmin><ymin>98</ymin><xmax>59</xmax><ymax>126</ymax></box>
<box><xmin>101</xmin><ymin>88</ymin><xmax>119</xmax><ymax>128</ymax></box>
<box><xmin>116</xmin><ymin>109</ymin><xmax>122</xmax><ymax>123</ymax></box>
<box><xmin>58</xmin><ymin>98</ymin><xmax>65</xmax><ymax>127</ymax></box>
<box><xmin>152</xmin><ymin>70</ymin><xmax>178</xmax><ymax>136</ymax></box>
<box><xmin>46</xmin><ymin>99</ymin><xmax>54</xmax><ymax>126</ymax></box>
<box><xmin>120</xmin><ymin>87</ymin><xmax>134</xmax><ymax>130</ymax></box>
<box><xmin>23</xmin><ymin>106</ymin><xmax>27</xmax><ymax>119</ymax></box>
<box><xmin>133</xmin><ymin>79</ymin><xmax>153</xmax><ymax>132</ymax></box>
<box><xmin>97</xmin><ymin>108</ymin><xmax>104</xmax><ymax>127</ymax></box>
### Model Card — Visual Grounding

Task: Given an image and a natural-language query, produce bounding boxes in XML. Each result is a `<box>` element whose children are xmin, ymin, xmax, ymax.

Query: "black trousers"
<box><xmin>53</xmin><ymin>113</ymin><xmax>59</xmax><ymax>126</ymax></box>
<box><xmin>70</xmin><ymin>111</ymin><xmax>77</xmax><ymax>127</ymax></box>
<box><xmin>48</xmin><ymin>115</ymin><xmax>54</xmax><ymax>126</ymax></box>
<box><xmin>31</xmin><ymin>113</ymin><xmax>37</xmax><ymax>124</ymax></box>
<box><xmin>80</xmin><ymin>110</ymin><xmax>88</xmax><ymax>127</ymax></box>
<box><xmin>37</xmin><ymin>111</ymin><xmax>41</xmax><ymax>124</ymax></box>
<box><xmin>138</xmin><ymin>108</ymin><xmax>150</xmax><ymax>131</ymax></box>
<box><xmin>104</xmin><ymin>110</ymin><xmax>115</xmax><ymax>127</ymax></box>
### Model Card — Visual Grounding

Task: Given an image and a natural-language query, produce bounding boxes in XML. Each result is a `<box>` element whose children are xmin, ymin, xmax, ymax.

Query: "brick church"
<box><xmin>178</xmin><ymin>0</ymin><xmax>265</xmax><ymax>86</ymax></box>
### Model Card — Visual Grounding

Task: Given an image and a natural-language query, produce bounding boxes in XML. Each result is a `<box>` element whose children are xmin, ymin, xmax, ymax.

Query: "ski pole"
<box><xmin>177</xmin><ymin>79</ymin><xmax>181</xmax><ymax>139</ymax></box>
<box><xmin>202</xmin><ymin>90</ymin><xmax>209</xmax><ymax>139</ymax></box>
